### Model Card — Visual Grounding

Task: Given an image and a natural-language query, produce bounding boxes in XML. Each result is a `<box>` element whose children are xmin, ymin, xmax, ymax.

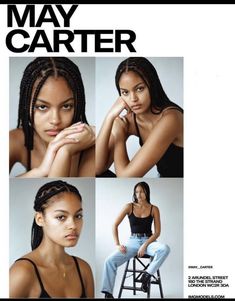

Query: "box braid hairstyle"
<box><xmin>133</xmin><ymin>181</ymin><xmax>150</xmax><ymax>204</ymax></box>
<box><xmin>115</xmin><ymin>57</ymin><xmax>183</xmax><ymax>114</ymax></box>
<box><xmin>17</xmin><ymin>57</ymin><xmax>88</xmax><ymax>171</ymax></box>
<box><xmin>31</xmin><ymin>180</ymin><xmax>82</xmax><ymax>250</ymax></box>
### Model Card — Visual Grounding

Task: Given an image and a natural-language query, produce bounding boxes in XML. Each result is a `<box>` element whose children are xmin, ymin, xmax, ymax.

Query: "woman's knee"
<box><xmin>161</xmin><ymin>244</ymin><xmax>170</xmax><ymax>256</ymax></box>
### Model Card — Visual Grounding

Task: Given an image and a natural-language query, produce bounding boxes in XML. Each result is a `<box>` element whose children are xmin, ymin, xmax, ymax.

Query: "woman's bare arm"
<box><xmin>96</xmin><ymin>97</ymin><xmax>130</xmax><ymax>175</ymax></box>
<box><xmin>112</xmin><ymin>203</ymin><xmax>131</xmax><ymax>247</ymax></box>
<box><xmin>113</xmin><ymin>110</ymin><xmax>183</xmax><ymax>177</ymax></box>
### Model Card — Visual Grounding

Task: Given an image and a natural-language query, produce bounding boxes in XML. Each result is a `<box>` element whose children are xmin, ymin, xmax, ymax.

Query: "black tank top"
<box><xmin>15</xmin><ymin>256</ymin><xmax>86</xmax><ymax>298</ymax></box>
<box><xmin>133</xmin><ymin>108</ymin><xmax>183</xmax><ymax>177</ymax></box>
<box><xmin>128</xmin><ymin>203</ymin><xmax>153</xmax><ymax>235</ymax></box>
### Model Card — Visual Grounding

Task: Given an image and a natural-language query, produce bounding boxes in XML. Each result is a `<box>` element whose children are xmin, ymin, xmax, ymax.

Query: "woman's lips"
<box><xmin>45</xmin><ymin>130</ymin><xmax>60</xmax><ymax>136</ymax></box>
<box><xmin>65</xmin><ymin>234</ymin><xmax>78</xmax><ymax>240</ymax></box>
<box><xmin>131</xmin><ymin>105</ymin><xmax>141</xmax><ymax>111</ymax></box>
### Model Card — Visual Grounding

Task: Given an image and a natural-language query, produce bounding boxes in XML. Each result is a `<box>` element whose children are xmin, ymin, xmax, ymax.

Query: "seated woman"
<box><xmin>9</xmin><ymin>180</ymin><xmax>94</xmax><ymax>298</ymax></box>
<box><xmin>10</xmin><ymin>57</ymin><xmax>95</xmax><ymax>177</ymax></box>
<box><xmin>101</xmin><ymin>181</ymin><xmax>170</xmax><ymax>298</ymax></box>
<box><xmin>96</xmin><ymin>57</ymin><xmax>183</xmax><ymax>177</ymax></box>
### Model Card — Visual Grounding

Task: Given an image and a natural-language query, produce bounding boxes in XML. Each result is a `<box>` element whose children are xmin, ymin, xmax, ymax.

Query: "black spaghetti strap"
<box><xmin>72</xmin><ymin>256</ymin><xmax>86</xmax><ymax>297</ymax></box>
<box><xmin>15</xmin><ymin>258</ymin><xmax>44</xmax><ymax>291</ymax></box>
<box><xmin>163</xmin><ymin>106</ymin><xmax>183</xmax><ymax>113</ymax></box>
<box><xmin>133</xmin><ymin>113</ymin><xmax>141</xmax><ymax>137</ymax></box>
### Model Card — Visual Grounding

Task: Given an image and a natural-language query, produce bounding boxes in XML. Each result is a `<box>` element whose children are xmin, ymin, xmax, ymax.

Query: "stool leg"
<box><xmin>157</xmin><ymin>270</ymin><xmax>164</xmax><ymax>298</ymax></box>
<box><xmin>146</xmin><ymin>257</ymin><xmax>151</xmax><ymax>298</ymax></box>
<box><xmin>118</xmin><ymin>260</ymin><xmax>130</xmax><ymax>298</ymax></box>
<box><xmin>133</xmin><ymin>257</ymin><xmax>136</xmax><ymax>295</ymax></box>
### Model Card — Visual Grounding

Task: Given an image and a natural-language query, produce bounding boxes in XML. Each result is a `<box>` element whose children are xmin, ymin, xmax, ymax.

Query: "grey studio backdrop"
<box><xmin>95</xmin><ymin>57</ymin><xmax>183</xmax><ymax>178</ymax></box>
<box><xmin>9</xmin><ymin>57</ymin><xmax>95</xmax><ymax>177</ymax></box>
<box><xmin>96</xmin><ymin>178</ymin><xmax>183</xmax><ymax>298</ymax></box>
<box><xmin>9</xmin><ymin>178</ymin><xmax>96</xmax><ymax>283</ymax></box>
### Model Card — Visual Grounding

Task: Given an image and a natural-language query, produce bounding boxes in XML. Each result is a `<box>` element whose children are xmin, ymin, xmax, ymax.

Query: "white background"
<box><xmin>1</xmin><ymin>4</ymin><xmax>235</xmax><ymax>298</ymax></box>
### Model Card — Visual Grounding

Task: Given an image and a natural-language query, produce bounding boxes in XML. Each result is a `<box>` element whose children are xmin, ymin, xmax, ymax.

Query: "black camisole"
<box><xmin>128</xmin><ymin>203</ymin><xmax>153</xmax><ymax>236</ymax></box>
<box><xmin>15</xmin><ymin>256</ymin><xmax>86</xmax><ymax>298</ymax></box>
<box><xmin>133</xmin><ymin>108</ymin><xmax>183</xmax><ymax>177</ymax></box>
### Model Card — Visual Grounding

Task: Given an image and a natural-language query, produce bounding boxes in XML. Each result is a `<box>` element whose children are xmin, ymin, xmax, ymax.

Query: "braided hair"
<box><xmin>17</xmin><ymin>57</ymin><xmax>88</xmax><ymax>171</ymax></box>
<box><xmin>133</xmin><ymin>181</ymin><xmax>150</xmax><ymax>204</ymax></box>
<box><xmin>31</xmin><ymin>180</ymin><xmax>82</xmax><ymax>250</ymax></box>
<box><xmin>115</xmin><ymin>57</ymin><xmax>183</xmax><ymax>114</ymax></box>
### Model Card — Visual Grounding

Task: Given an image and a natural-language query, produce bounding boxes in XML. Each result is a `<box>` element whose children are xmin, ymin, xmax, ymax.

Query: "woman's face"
<box><xmin>135</xmin><ymin>185</ymin><xmax>147</xmax><ymax>202</ymax></box>
<box><xmin>40</xmin><ymin>192</ymin><xmax>83</xmax><ymax>248</ymax></box>
<box><xmin>32</xmin><ymin>76</ymin><xmax>75</xmax><ymax>143</ymax></box>
<box><xmin>119</xmin><ymin>71</ymin><xmax>151</xmax><ymax>114</ymax></box>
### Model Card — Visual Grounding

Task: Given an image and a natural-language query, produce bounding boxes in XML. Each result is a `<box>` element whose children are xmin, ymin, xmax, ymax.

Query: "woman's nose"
<box><xmin>130</xmin><ymin>92</ymin><xmax>138</xmax><ymax>102</ymax></box>
<box><xmin>66</xmin><ymin>218</ymin><xmax>76</xmax><ymax>229</ymax></box>
<box><xmin>49</xmin><ymin>109</ymin><xmax>61</xmax><ymax>125</ymax></box>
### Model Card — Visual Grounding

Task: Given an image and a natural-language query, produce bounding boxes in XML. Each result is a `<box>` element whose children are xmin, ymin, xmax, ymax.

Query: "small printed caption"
<box><xmin>187</xmin><ymin>266</ymin><xmax>229</xmax><ymax>298</ymax></box>
<box><xmin>188</xmin><ymin>275</ymin><xmax>229</xmax><ymax>288</ymax></box>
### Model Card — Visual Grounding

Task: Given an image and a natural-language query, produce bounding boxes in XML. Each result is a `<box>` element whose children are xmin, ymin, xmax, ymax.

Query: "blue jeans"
<box><xmin>101</xmin><ymin>235</ymin><xmax>170</xmax><ymax>294</ymax></box>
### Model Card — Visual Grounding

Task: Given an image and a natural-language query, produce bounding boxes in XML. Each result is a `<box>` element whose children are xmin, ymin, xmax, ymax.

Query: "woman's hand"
<box><xmin>37</xmin><ymin>122</ymin><xmax>85</xmax><ymax>176</ymax></box>
<box><xmin>137</xmin><ymin>244</ymin><xmax>147</xmax><ymax>258</ymax></box>
<box><xmin>61</xmin><ymin>124</ymin><xmax>95</xmax><ymax>156</ymax></box>
<box><xmin>107</xmin><ymin>97</ymin><xmax>131</xmax><ymax>120</ymax></box>
<box><xmin>112</xmin><ymin>116</ymin><xmax>129</xmax><ymax>141</ymax></box>
<box><xmin>117</xmin><ymin>244</ymin><xmax>127</xmax><ymax>254</ymax></box>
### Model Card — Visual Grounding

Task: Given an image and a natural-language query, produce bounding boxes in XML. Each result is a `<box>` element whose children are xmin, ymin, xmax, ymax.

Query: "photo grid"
<box><xmin>9</xmin><ymin>57</ymin><xmax>183</xmax><ymax>298</ymax></box>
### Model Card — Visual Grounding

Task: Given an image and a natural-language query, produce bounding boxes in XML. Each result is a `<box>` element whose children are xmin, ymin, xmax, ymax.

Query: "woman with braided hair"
<box><xmin>9</xmin><ymin>180</ymin><xmax>94</xmax><ymax>298</ymax></box>
<box><xmin>96</xmin><ymin>57</ymin><xmax>183</xmax><ymax>178</ymax></box>
<box><xmin>10</xmin><ymin>57</ymin><xmax>95</xmax><ymax>177</ymax></box>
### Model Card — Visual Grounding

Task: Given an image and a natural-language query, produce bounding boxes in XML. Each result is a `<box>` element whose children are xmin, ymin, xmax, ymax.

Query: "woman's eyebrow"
<box><xmin>120</xmin><ymin>82</ymin><xmax>145</xmax><ymax>90</ymax></box>
<box><xmin>35</xmin><ymin>97</ymin><xmax>74</xmax><ymax>104</ymax></box>
<box><xmin>54</xmin><ymin>208</ymin><xmax>83</xmax><ymax>213</ymax></box>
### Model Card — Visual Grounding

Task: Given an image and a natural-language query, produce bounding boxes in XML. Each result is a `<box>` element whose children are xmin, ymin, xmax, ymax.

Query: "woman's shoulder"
<box><xmin>125</xmin><ymin>202</ymin><xmax>133</xmax><ymax>210</ymax></box>
<box><xmin>9</xmin><ymin>128</ymin><xmax>27</xmax><ymax>169</ymax></box>
<box><xmin>74</xmin><ymin>256</ymin><xmax>93</xmax><ymax>278</ymax></box>
<box><xmin>10</xmin><ymin>256</ymin><xmax>37</xmax><ymax>285</ymax></box>
<box><xmin>9</xmin><ymin>254</ymin><xmax>38</xmax><ymax>298</ymax></box>
<box><xmin>151</xmin><ymin>204</ymin><xmax>160</xmax><ymax>214</ymax></box>
<box><xmin>9</xmin><ymin>128</ymin><xmax>25</xmax><ymax>156</ymax></box>
<box><xmin>75</xmin><ymin>257</ymin><xmax>91</xmax><ymax>268</ymax></box>
<box><xmin>152</xmin><ymin>107</ymin><xmax>183</xmax><ymax>136</ymax></box>
<box><xmin>161</xmin><ymin>106</ymin><xmax>183</xmax><ymax>122</ymax></box>
<box><xmin>10</xmin><ymin>128</ymin><xmax>24</xmax><ymax>140</ymax></box>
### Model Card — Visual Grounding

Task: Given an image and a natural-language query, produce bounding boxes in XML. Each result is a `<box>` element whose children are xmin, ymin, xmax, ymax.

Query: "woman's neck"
<box><xmin>35</xmin><ymin>241</ymin><xmax>69</xmax><ymax>266</ymax></box>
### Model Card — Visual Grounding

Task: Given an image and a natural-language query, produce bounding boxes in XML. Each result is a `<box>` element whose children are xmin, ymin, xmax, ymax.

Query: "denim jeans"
<box><xmin>101</xmin><ymin>235</ymin><xmax>170</xmax><ymax>294</ymax></box>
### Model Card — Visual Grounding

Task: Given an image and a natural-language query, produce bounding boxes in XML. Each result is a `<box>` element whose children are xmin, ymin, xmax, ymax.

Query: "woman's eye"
<box><xmin>121</xmin><ymin>91</ymin><xmax>128</xmax><ymax>96</ymax></box>
<box><xmin>76</xmin><ymin>213</ymin><xmax>83</xmax><ymax>220</ymax></box>
<box><xmin>137</xmin><ymin>86</ymin><xmax>144</xmax><ymax>92</ymax></box>
<box><xmin>63</xmin><ymin>103</ymin><xmax>74</xmax><ymax>110</ymax></box>
<box><xmin>56</xmin><ymin>215</ymin><xmax>66</xmax><ymax>221</ymax></box>
<box><xmin>35</xmin><ymin>105</ymin><xmax>48</xmax><ymax>111</ymax></box>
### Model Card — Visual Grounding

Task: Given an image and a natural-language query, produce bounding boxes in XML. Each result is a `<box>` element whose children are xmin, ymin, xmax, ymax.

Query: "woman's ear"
<box><xmin>35</xmin><ymin>212</ymin><xmax>44</xmax><ymax>227</ymax></box>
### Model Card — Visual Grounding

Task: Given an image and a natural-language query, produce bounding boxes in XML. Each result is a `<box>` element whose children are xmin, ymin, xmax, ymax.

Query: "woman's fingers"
<box><xmin>53</xmin><ymin>125</ymin><xmax>85</xmax><ymax>141</ymax></box>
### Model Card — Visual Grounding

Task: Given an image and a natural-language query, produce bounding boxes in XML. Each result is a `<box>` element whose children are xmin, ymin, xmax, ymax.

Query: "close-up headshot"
<box><xmin>9</xmin><ymin>57</ymin><xmax>95</xmax><ymax>178</ymax></box>
<box><xmin>96</xmin><ymin>57</ymin><xmax>183</xmax><ymax>178</ymax></box>
<box><xmin>9</xmin><ymin>178</ymin><xmax>95</xmax><ymax>298</ymax></box>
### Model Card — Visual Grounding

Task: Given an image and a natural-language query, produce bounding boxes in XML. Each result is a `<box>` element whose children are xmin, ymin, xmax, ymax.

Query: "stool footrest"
<box><xmin>122</xmin><ymin>286</ymin><xmax>143</xmax><ymax>291</ymax></box>
<box><xmin>127</xmin><ymin>269</ymin><xmax>146</xmax><ymax>273</ymax></box>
